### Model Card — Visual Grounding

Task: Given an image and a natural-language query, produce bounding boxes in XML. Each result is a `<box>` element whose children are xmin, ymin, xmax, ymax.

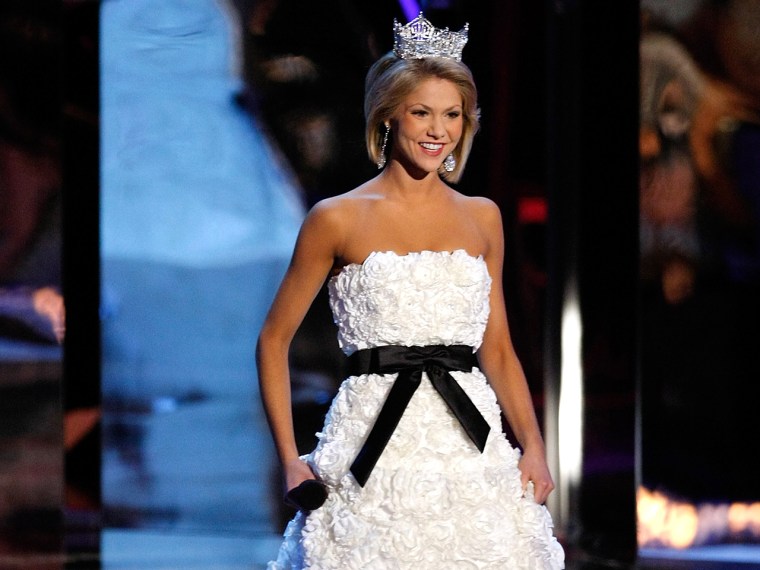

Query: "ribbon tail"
<box><xmin>428</xmin><ymin>368</ymin><xmax>490</xmax><ymax>452</ymax></box>
<box><xmin>350</xmin><ymin>369</ymin><xmax>421</xmax><ymax>487</ymax></box>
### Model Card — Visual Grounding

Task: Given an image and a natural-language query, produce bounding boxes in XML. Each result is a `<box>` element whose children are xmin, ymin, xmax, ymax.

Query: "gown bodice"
<box><xmin>327</xmin><ymin>249</ymin><xmax>492</xmax><ymax>355</ymax></box>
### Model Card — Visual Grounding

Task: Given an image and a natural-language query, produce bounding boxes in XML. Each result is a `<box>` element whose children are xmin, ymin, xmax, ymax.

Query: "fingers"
<box><xmin>529</xmin><ymin>479</ymin><xmax>555</xmax><ymax>504</ymax></box>
<box><xmin>522</xmin><ymin>475</ymin><xmax>554</xmax><ymax>504</ymax></box>
<box><xmin>284</xmin><ymin>458</ymin><xmax>318</xmax><ymax>492</ymax></box>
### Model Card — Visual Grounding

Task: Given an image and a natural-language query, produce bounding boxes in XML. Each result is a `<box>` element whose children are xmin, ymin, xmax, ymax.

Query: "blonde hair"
<box><xmin>364</xmin><ymin>52</ymin><xmax>480</xmax><ymax>183</ymax></box>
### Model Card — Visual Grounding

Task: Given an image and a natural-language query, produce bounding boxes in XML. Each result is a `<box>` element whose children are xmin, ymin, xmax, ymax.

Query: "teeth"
<box><xmin>420</xmin><ymin>143</ymin><xmax>443</xmax><ymax>150</ymax></box>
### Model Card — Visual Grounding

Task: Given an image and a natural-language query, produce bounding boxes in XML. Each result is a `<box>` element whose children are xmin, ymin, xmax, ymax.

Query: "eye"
<box><xmin>411</xmin><ymin>109</ymin><xmax>428</xmax><ymax>117</ymax></box>
<box><xmin>447</xmin><ymin>110</ymin><xmax>462</xmax><ymax>119</ymax></box>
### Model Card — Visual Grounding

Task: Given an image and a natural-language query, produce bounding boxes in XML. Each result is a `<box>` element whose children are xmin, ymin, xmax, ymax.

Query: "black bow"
<box><xmin>346</xmin><ymin>344</ymin><xmax>490</xmax><ymax>487</ymax></box>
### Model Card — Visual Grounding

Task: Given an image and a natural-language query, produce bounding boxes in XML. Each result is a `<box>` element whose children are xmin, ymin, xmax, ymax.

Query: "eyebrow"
<box><xmin>408</xmin><ymin>103</ymin><xmax>463</xmax><ymax>111</ymax></box>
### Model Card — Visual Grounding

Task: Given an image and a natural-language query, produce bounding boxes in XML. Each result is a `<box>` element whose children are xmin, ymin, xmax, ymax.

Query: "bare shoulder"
<box><xmin>311</xmin><ymin>181</ymin><xmax>379</xmax><ymax>217</ymax></box>
<box><xmin>446</xmin><ymin>192</ymin><xmax>504</xmax><ymax>260</ymax></box>
<box><xmin>300</xmin><ymin>183</ymin><xmax>380</xmax><ymax>258</ymax></box>
<box><xmin>452</xmin><ymin>193</ymin><xmax>503</xmax><ymax>229</ymax></box>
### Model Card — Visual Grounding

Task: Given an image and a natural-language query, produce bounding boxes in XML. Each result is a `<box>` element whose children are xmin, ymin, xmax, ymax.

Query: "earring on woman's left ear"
<box><xmin>443</xmin><ymin>153</ymin><xmax>456</xmax><ymax>173</ymax></box>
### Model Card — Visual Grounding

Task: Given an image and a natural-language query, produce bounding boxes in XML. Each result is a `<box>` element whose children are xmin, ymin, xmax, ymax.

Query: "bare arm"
<box><xmin>256</xmin><ymin>200</ymin><xmax>343</xmax><ymax>491</ymax></box>
<box><xmin>474</xmin><ymin>200</ymin><xmax>555</xmax><ymax>504</ymax></box>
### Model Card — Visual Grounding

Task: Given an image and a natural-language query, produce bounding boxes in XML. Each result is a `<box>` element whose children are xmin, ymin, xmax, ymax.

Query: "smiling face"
<box><xmin>388</xmin><ymin>77</ymin><xmax>464</xmax><ymax>176</ymax></box>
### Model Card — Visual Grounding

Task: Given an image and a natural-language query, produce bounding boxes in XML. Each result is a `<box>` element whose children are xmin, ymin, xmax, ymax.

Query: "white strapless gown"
<box><xmin>268</xmin><ymin>250</ymin><xmax>565</xmax><ymax>569</ymax></box>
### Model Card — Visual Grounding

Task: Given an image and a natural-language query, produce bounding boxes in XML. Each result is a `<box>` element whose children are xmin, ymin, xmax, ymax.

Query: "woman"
<box><xmin>257</xmin><ymin>13</ymin><xmax>565</xmax><ymax>569</ymax></box>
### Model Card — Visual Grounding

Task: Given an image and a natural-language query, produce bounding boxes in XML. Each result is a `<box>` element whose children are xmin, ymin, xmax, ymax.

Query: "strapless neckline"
<box><xmin>331</xmin><ymin>249</ymin><xmax>484</xmax><ymax>282</ymax></box>
<box><xmin>327</xmin><ymin>248</ymin><xmax>492</xmax><ymax>354</ymax></box>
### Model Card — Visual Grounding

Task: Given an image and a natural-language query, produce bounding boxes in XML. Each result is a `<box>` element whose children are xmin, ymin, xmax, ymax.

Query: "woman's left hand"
<box><xmin>518</xmin><ymin>447</ymin><xmax>555</xmax><ymax>505</ymax></box>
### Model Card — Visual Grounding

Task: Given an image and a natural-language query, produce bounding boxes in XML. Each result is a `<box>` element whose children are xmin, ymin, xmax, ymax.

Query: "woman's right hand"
<box><xmin>283</xmin><ymin>457</ymin><xmax>318</xmax><ymax>493</ymax></box>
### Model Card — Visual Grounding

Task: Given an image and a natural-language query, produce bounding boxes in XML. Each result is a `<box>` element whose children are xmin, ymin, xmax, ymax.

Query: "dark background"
<box><xmin>2</xmin><ymin>0</ymin><xmax>759</xmax><ymax>567</ymax></box>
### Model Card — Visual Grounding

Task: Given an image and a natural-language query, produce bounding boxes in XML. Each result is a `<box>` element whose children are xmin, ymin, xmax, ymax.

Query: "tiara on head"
<box><xmin>393</xmin><ymin>12</ymin><xmax>469</xmax><ymax>62</ymax></box>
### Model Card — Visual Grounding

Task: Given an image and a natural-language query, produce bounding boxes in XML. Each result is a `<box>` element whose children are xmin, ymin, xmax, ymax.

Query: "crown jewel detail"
<box><xmin>393</xmin><ymin>12</ymin><xmax>469</xmax><ymax>62</ymax></box>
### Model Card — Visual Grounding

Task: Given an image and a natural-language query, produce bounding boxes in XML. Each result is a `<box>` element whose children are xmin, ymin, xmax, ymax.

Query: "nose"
<box><xmin>427</xmin><ymin>115</ymin><xmax>446</xmax><ymax>139</ymax></box>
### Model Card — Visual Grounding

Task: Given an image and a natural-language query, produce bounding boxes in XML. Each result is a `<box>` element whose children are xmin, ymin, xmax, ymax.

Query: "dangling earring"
<box><xmin>377</xmin><ymin>124</ymin><xmax>390</xmax><ymax>169</ymax></box>
<box><xmin>443</xmin><ymin>153</ymin><xmax>456</xmax><ymax>173</ymax></box>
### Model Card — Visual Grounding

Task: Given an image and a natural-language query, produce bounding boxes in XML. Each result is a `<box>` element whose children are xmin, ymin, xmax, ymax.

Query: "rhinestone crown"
<box><xmin>393</xmin><ymin>12</ymin><xmax>469</xmax><ymax>62</ymax></box>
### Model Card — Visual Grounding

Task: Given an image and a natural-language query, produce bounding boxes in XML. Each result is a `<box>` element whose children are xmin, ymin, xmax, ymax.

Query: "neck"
<box><xmin>380</xmin><ymin>161</ymin><xmax>444</xmax><ymax>201</ymax></box>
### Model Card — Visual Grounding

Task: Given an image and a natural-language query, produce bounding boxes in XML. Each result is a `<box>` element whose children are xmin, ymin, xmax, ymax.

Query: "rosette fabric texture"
<box><xmin>268</xmin><ymin>250</ymin><xmax>564</xmax><ymax>569</ymax></box>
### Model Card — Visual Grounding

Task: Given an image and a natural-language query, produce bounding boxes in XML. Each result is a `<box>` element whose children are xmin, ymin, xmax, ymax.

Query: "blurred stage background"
<box><xmin>1</xmin><ymin>0</ymin><xmax>759</xmax><ymax>568</ymax></box>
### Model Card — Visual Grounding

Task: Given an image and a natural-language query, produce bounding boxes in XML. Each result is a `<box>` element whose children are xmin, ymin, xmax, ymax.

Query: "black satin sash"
<box><xmin>346</xmin><ymin>344</ymin><xmax>490</xmax><ymax>487</ymax></box>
